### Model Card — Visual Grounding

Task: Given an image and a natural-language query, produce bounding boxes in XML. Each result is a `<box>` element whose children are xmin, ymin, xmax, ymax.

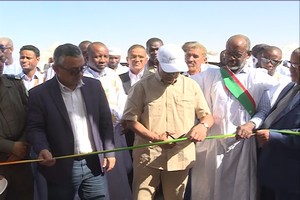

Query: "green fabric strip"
<box><xmin>1</xmin><ymin>129</ymin><xmax>298</xmax><ymax>166</ymax></box>
<box><xmin>220</xmin><ymin>68</ymin><xmax>256</xmax><ymax>116</ymax></box>
<box><xmin>270</xmin><ymin>129</ymin><xmax>300</xmax><ymax>136</ymax></box>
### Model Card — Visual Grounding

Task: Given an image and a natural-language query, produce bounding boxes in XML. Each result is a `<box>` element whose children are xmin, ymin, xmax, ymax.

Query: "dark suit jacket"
<box><xmin>26</xmin><ymin>76</ymin><xmax>114</xmax><ymax>184</ymax></box>
<box><xmin>258</xmin><ymin>82</ymin><xmax>300</xmax><ymax>194</ymax></box>
<box><xmin>119</xmin><ymin>69</ymin><xmax>152</xmax><ymax>95</ymax></box>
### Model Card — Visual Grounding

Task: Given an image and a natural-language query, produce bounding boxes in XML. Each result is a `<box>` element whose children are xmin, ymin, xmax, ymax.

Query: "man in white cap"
<box><xmin>122</xmin><ymin>44</ymin><xmax>213</xmax><ymax>200</ymax></box>
<box><xmin>108</xmin><ymin>47</ymin><xmax>128</xmax><ymax>75</ymax></box>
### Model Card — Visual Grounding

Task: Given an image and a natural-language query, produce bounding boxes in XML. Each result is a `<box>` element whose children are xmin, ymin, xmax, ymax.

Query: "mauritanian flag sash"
<box><xmin>220</xmin><ymin>67</ymin><xmax>256</xmax><ymax>116</ymax></box>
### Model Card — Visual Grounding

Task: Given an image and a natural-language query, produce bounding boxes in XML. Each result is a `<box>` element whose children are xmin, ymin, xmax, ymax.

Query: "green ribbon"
<box><xmin>0</xmin><ymin>129</ymin><xmax>298</xmax><ymax>166</ymax></box>
<box><xmin>269</xmin><ymin>129</ymin><xmax>300</xmax><ymax>136</ymax></box>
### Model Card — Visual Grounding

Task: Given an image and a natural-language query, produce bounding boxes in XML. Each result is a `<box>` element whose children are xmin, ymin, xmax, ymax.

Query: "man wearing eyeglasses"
<box><xmin>286</xmin><ymin>50</ymin><xmax>300</xmax><ymax>83</ymax></box>
<box><xmin>190</xmin><ymin>34</ymin><xmax>280</xmax><ymax>200</ymax></box>
<box><xmin>238</xmin><ymin>47</ymin><xmax>300</xmax><ymax>200</ymax></box>
<box><xmin>0</xmin><ymin>37</ymin><xmax>22</xmax><ymax>75</ymax></box>
<box><xmin>26</xmin><ymin>43</ymin><xmax>115</xmax><ymax>200</ymax></box>
<box><xmin>260</xmin><ymin>46</ymin><xmax>290</xmax><ymax>79</ymax></box>
<box><xmin>259</xmin><ymin>46</ymin><xmax>291</xmax><ymax>105</ymax></box>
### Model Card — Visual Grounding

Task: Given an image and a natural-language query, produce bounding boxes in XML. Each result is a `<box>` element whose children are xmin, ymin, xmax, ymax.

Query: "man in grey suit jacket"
<box><xmin>26</xmin><ymin>43</ymin><xmax>115</xmax><ymax>200</ymax></box>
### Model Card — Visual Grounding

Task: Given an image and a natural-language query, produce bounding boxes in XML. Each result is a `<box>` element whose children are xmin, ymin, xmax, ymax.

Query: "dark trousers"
<box><xmin>260</xmin><ymin>186</ymin><xmax>300</xmax><ymax>200</ymax></box>
<box><xmin>184</xmin><ymin>169</ymin><xmax>191</xmax><ymax>200</ymax></box>
<box><xmin>125</xmin><ymin>130</ymin><xmax>135</xmax><ymax>188</ymax></box>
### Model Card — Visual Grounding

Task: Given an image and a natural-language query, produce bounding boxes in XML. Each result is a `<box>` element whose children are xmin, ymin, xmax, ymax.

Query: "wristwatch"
<box><xmin>200</xmin><ymin>122</ymin><xmax>209</xmax><ymax>129</ymax></box>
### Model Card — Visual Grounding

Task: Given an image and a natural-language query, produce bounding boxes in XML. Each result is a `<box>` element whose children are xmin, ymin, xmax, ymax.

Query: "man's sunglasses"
<box><xmin>283</xmin><ymin>60</ymin><xmax>300</xmax><ymax>69</ymax></box>
<box><xmin>261</xmin><ymin>57</ymin><xmax>282</xmax><ymax>66</ymax></box>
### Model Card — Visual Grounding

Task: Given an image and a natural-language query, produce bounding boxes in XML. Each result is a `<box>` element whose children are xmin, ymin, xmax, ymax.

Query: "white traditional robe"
<box><xmin>190</xmin><ymin>67</ymin><xmax>279</xmax><ymax>200</ymax></box>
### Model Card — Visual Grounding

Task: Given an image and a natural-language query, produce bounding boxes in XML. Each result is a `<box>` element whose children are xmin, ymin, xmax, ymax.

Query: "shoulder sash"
<box><xmin>220</xmin><ymin>67</ymin><xmax>256</xmax><ymax>116</ymax></box>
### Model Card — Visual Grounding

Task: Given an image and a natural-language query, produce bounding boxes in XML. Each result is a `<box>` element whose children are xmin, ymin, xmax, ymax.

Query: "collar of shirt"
<box><xmin>116</xmin><ymin>64</ymin><xmax>128</xmax><ymax>70</ymax></box>
<box><xmin>129</xmin><ymin>68</ymin><xmax>144</xmax><ymax>80</ymax></box>
<box><xmin>146</xmin><ymin>63</ymin><xmax>157</xmax><ymax>71</ymax></box>
<box><xmin>146</xmin><ymin>60</ymin><xmax>157</xmax><ymax>68</ymax></box>
<box><xmin>155</xmin><ymin>72</ymin><xmax>179</xmax><ymax>86</ymax></box>
<box><xmin>86</xmin><ymin>66</ymin><xmax>108</xmax><ymax>78</ymax></box>
<box><xmin>181</xmin><ymin>71</ymin><xmax>190</xmax><ymax>77</ymax></box>
<box><xmin>292</xmin><ymin>83</ymin><xmax>300</xmax><ymax>90</ymax></box>
<box><xmin>230</xmin><ymin>65</ymin><xmax>249</xmax><ymax>74</ymax></box>
<box><xmin>56</xmin><ymin>75</ymin><xmax>85</xmax><ymax>92</ymax></box>
<box><xmin>19</xmin><ymin>70</ymin><xmax>39</xmax><ymax>81</ymax></box>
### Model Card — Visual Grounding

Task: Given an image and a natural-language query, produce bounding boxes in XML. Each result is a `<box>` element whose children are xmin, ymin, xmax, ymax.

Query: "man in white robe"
<box><xmin>190</xmin><ymin>34</ymin><xmax>279</xmax><ymax>200</ymax></box>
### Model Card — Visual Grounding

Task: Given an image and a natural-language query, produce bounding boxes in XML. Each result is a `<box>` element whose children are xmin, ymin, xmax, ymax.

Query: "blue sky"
<box><xmin>1</xmin><ymin>1</ymin><xmax>299</xmax><ymax>63</ymax></box>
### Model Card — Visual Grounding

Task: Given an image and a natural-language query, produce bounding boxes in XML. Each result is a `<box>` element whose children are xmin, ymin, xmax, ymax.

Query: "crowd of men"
<box><xmin>0</xmin><ymin>35</ymin><xmax>299</xmax><ymax>200</ymax></box>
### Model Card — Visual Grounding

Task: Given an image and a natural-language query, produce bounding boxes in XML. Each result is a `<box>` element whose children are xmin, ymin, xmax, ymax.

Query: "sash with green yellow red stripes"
<box><xmin>220</xmin><ymin>67</ymin><xmax>256</xmax><ymax>116</ymax></box>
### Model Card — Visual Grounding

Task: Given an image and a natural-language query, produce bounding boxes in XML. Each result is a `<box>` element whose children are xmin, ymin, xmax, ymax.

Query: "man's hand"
<box><xmin>38</xmin><ymin>149</ymin><xmax>56</xmax><ymax>166</ymax></box>
<box><xmin>150</xmin><ymin>131</ymin><xmax>169</xmax><ymax>142</ymax></box>
<box><xmin>157</xmin><ymin>132</ymin><xmax>177</xmax><ymax>149</ymax></box>
<box><xmin>255</xmin><ymin>129</ymin><xmax>270</xmax><ymax>146</ymax></box>
<box><xmin>103</xmin><ymin>157</ymin><xmax>116</xmax><ymax>172</ymax></box>
<box><xmin>11</xmin><ymin>141</ymin><xmax>29</xmax><ymax>159</ymax></box>
<box><xmin>236</xmin><ymin>122</ymin><xmax>256</xmax><ymax>140</ymax></box>
<box><xmin>187</xmin><ymin>123</ymin><xmax>208</xmax><ymax>142</ymax></box>
<box><xmin>7</xmin><ymin>154</ymin><xmax>22</xmax><ymax>162</ymax></box>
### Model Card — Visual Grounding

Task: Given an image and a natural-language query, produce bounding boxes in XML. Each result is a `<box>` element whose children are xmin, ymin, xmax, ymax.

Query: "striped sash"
<box><xmin>220</xmin><ymin>67</ymin><xmax>256</xmax><ymax>116</ymax></box>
